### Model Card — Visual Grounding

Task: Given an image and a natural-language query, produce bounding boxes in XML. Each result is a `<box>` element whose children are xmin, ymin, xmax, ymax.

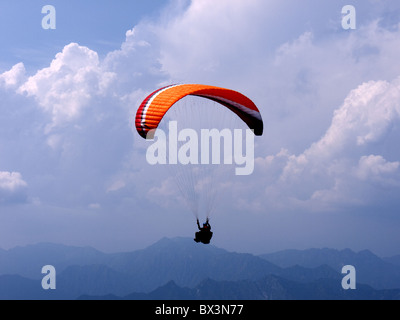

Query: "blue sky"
<box><xmin>1</xmin><ymin>0</ymin><xmax>400</xmax><ymax>257</ymax></box>
<box><xmin>0</xmin><ymin>0</ymin><xmax>166</xmax><ymax>70</ymax></box>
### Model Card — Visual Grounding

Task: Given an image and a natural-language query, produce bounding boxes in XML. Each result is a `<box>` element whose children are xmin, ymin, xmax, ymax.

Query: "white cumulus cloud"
<box><xmin>250</xmin><ymin>75</ymin><xmax>400</xmax><ymax>212</ymax></box>
<box><xmin>0</xmin><ymin>172</ymin><xmax>28</xmax><ymax>205</ymax></box>
<box><xmin>18</xmin><ymin>43</ymin><xmax>116</xmax><ymax>131</ymax></box>
<box><xmin>356</xmin><ymin>155</ymin><xmax>400</xmax><ymax>186</ymax></box>
<box><xmin>0</xmin><ymin>172</ymin><xmax>27</xmax><ymax>191</ymax></box>
<box><xmin>0</xmin><ymin>63</ymin><xmax>27</xmax><ymax>89</ymax></box>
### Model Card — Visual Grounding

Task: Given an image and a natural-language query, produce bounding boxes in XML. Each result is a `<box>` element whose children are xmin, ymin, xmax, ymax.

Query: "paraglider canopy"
<box><xmin>135</xmin><ymin>84</ymin><xmax>263</xmax><ymax>139</ymax></box>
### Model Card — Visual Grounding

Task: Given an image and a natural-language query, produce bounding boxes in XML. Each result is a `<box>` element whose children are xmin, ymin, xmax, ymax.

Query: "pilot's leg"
<box><xmin>194</xmin><ymin>232</ymin><xmax>200</xmax><ymax>242</ymax></box>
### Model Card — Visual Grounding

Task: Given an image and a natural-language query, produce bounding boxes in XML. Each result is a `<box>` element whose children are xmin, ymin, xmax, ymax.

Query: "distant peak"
<box><xmin>358</xmin><ymin>249</ymin><xmax>377</xmax><ymax>257</ymax></box>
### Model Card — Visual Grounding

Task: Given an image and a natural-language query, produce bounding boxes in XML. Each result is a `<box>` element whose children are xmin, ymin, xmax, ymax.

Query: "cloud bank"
<box><xmin>0</xmin><ymin>0</ymin><xmax>400</xmax><ymax>253</ymax></box>
<box><xmin>1</xmin><ymin>1</ymin><xmax>400</xmax><ymax>214</ymax></box>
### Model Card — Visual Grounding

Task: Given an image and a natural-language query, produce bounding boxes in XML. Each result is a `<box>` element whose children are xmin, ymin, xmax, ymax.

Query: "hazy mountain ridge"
<box><xmin>79</xmin><ymin>277</ymin><xmax>400</xmax><ymax>301</ymax></box>
<box><xmin>384</xmin><ymin>255</ymin><xmax>400</xmax><ymax>267</ymax></box>
<box><xmin>0</xmin><ymin>242</ymin><xmax>106</xmax><ymax>279</ymax></box>
<box><xmin>259</xmin><ymin>248</ymin><xmax>400</xmax><ymax>289</ymax></box>
<box><xmin>0</xmin><ymin>237</ymin><xmax>399</xmax><ymax>300</ymax></box>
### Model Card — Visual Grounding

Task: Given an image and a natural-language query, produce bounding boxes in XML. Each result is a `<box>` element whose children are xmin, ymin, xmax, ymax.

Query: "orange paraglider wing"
<box><xmin>135</xmin><ymin>84</ymin><xmax>263</xmax><ymax>139</ymax></box>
